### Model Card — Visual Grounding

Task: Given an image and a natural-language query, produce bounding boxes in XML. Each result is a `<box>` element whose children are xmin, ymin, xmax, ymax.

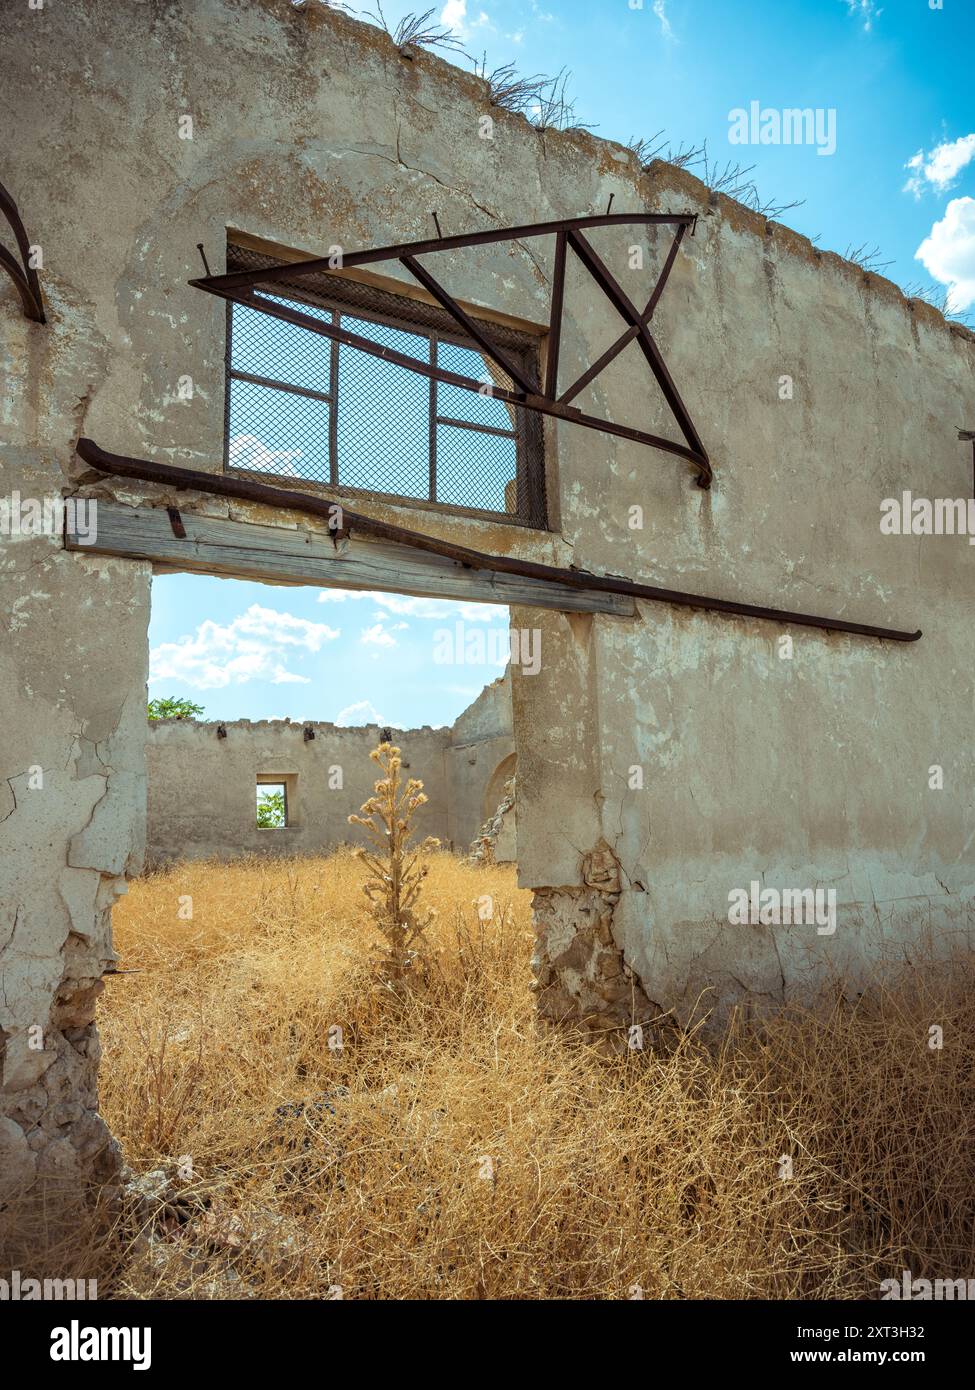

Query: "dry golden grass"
<box><xmin>38</xmin><ymin>850</ymin><xmax>975</xmax><ymax>1298</ymax></box>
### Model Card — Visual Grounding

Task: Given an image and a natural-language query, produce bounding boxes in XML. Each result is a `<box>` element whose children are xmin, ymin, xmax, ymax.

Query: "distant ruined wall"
<box><xmin>145</xmin><ymin>698</ymin><xmax>515</xmax><ymax>863</ymax></box>
<box><xmin>146</xmin><ymin>719</ymin><xmax>451</xmax><ymax>862</ymax></box>
<box><xmin>144</xmin><ymin>669</ymin><xmax>517</xmax><ymax>856</ymax></box>
<box><xmin>2</xmin><ymin>0</ymin><xmax>974</xmax><ymax>1205</ymax></box>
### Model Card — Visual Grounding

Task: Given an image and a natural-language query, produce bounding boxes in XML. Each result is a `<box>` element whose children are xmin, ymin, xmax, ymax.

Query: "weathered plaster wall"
<box><xmin>1</xmin><ymin>382</ymin><xmax>149</xmax><ymax>1204</ymax></box>
<box><xmin>2</xmin><ymin>0</ymin><xmax>974</xmax><ymax>1207</ymax></box>
<box><xmin>146</xmin><ymin>717</ymin><xmax>449</xmax><ymax>861</ymax></box>
<box><xmin>515</xmin><ymin>174</ymin><xmax>975</xmax><ymax>1025</ymax></box>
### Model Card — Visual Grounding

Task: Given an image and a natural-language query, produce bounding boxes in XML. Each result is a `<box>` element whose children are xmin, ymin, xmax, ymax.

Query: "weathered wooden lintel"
<box><xmin>65</xmin><ymin>504</ymin><xmax>636</xmax><ymax>617</ymax></box>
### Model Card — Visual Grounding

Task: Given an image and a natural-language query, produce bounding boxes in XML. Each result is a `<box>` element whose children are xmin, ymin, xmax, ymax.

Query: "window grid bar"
<box><xmin>435</xmin><ymin>414</ymin><xmax>517</xmax><ymax>441</ymax></box>
<box><xmin>328</xmin><ymin>308</ymin><xmax>339</xmax><ymax>486</ymax></box>
<box><xmin>514</xmin><ymin>367</ymin><xmax>528</xmax><ymax>520</ymax></box>
<box><xmin>429</xmin><ymin>333</ymin><xmax>438</xmax><ymax>504</ymax></box>
<box><xmin>223</xmin><ymin>297</ymin><xmax>234</xmax><ymax>477</ymax></box>
<box><xmin>229</xmin><ymin>367</ymin><xmax>332</xmax><ymax>405</ymax></box>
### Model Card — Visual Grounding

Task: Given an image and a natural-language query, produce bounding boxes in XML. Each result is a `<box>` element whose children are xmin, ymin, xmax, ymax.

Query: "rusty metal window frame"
<box><xmin>194</xmin><ymin>213</ymin><xmax>713</xmax><ymax>491</ymax></box>
<box><xmin>223</xmin><ymin>246</ymin><xmax>547</xmax><ymax>528</ymax></box>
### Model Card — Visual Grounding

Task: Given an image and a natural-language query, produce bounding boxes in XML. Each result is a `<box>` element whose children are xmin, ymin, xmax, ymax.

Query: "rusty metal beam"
<box><xmin>558</xmin><ymin>225</ymin><xmax>687</xmax><ymax>407</ymax></box>
<box><xmin>567</xmin><ymin>227</ymin><xmax>708</xmax><ymax>467</ymax></box>
<box><xmin>544</xmin><ymin>230</ymin><xmax>568</xmax><ymax>399</ymax></box>
<box><xmin>74</xmin><ymin>440</ymin><xmax>922</xmax><ymax>643</ymax></box>
<box><xmin>0</xmin><ymin>180</ymin><xmax>45</xmax><ymax>323</ymax></box>
<box><xmin>644</xmin><ymin>219</ymin><xmax>688</xmax><ymax>320</ymax></box>
<box><xmin>193</xmin><ymin>212</ymin><xmax>697</xmax><ymax>294</ymax></box>
<box><xmin>399</xmin><ymin>253</ymin><xmax>538</xmax><ymax>395</ymax></box>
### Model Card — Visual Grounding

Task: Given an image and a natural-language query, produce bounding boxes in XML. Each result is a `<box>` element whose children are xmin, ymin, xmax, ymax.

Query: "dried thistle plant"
<box><xmin>348</xmin><ymin>741</ymin><xmax>440</xmax><ymax>984</ymax></box>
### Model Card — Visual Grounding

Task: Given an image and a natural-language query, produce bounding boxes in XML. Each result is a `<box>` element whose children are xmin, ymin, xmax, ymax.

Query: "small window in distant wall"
<box><xmin>256</xmin><ymin>780</ymin><xmax>287</xmax><ymax>829</ymax></box>
<box><xmin>224</xmin><ymin>241</ymin><xmax>548</xmax><ymax>528</ymax></box>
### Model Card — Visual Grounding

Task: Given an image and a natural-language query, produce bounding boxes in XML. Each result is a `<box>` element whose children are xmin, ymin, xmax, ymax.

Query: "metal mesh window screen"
<box><xmin>224</xmin><ymin>244</ymin><xmax>547</xmax><ymax>528</ymax></box>
<box><xmin>336</xmin><ymin>315</ymin><xmax>432</xmax><ymax>498</ymax></box>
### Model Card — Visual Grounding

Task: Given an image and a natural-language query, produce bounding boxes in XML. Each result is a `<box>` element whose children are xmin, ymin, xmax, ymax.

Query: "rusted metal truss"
<box><xmin>0</xmin><ymin>179</ymin><xmax>45</xmax><ymax>323</ymax></box>
<box><xmin>189</xmin><ymin>213</ymin><xmax>713</xmax><ymax>488</ymax></box>
<box><xmin>74</xmin><ymin>440</ymin><xmax>921</xmax><ymax>642</ymax></box>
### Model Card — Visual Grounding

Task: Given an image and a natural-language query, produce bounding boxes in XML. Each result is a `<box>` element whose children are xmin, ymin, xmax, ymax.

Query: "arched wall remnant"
<box><xmin>482</xmin><ymin>753</ymin><xmax>517</xmax><ymax>828</ymax></box>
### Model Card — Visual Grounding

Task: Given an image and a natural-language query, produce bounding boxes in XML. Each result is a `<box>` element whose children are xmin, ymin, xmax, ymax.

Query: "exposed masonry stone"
<box><xmin>531</xmin><ymin>841</ymin><xmax>653</xmax><ymax>1046</ymax></box>
<box><xmin>1</xmin><ymin>973</ymin><xmax>121</xmax><ymax>1204</ymax></box>
<box><xmin>468</xmin><ymin>777</ymin><xmax>516</xmax><ymax>865</ymax></box>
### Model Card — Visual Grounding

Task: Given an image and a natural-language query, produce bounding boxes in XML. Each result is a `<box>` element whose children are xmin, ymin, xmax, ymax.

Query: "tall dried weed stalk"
<box><xmin>348</xmin><ymin>741</ymin><xmax>440</xmax><ymax>985</ymax></box>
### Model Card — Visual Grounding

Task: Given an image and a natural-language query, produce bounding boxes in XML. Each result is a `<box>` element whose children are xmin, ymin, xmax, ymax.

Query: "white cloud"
<box><xmin>372</xmin><ymin>593</ymin><xmax>501</xmax><ymax>622</ymax></box>
<box><xmin>925</xmin><ymin>135</ymin><xmax>975</xmax><ymax>190</ymax></box>
<box><xmin>903</xmin><ymin>149</ymin><xmax>925</xmax><ymax>199</ymax></box>
<box><xmin>904</xmin><ymin>134</ymin><xmax>975</xmax><ymax>199</ymax></box>
<box><xmin>440</xmin><ymin>1</ymin><xmax>491</xmax><ymax>35</ymax></box>
<box><xmin>149</xmin><ymin>604</ymin><xmax>340</xmax><ymax>690</ymax></box>
<box><xmin>316</xmin><ymin>589</ymin><xmax>369</xmax><ymax>603</ymax></box>
<box><xmin>652</xmin><ymin>1</ymin><xmax>674</xmax><ymax>40</ymax></box>
<box><xmin>317</xmin><ymin>589</ymin><xmax>503</xmax><ymax>622</ymax></box>
<box><xmin>915</xmin><ymin>197</ymin><xmax>975</xmax><ymax>311</ymax></box>
<box><xmin>334</xmin><ymin>700</ymin><xmax>399</xmax><ymax>727</ymax></box>
<box><xmin>440</xmin><ymin>0</ymin><xmax>466</xmax><ymax>27</ymax></box>
<box><xmin>840</xmin><ymin>0</ymin><xmax>879</xmax><ymax>32</ymax></box>
<box><xmin>844</xmin><ymin>0</ymin><xmax>881</xmax><ymax>33</ymax></box>
<box><xmin>227</xmin><ymin>434</ymin><xmax>304</xmax><ymax>475</ymax></box>
<box><xmin>360</xmin><ymin>620</ymin><xmax>406</xmax><ymax>648</ymax></box>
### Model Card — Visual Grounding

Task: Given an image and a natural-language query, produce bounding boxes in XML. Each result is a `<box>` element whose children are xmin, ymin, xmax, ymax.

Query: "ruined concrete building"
<box><xmin>146</xmin><ymin>675</ymin><xmax>515</xmax><ymax>864</ymax></box>
<box><xmin>2</xmin><ymin>0</ymin><xmax>973</xmax><ymax>1198</ymax></box>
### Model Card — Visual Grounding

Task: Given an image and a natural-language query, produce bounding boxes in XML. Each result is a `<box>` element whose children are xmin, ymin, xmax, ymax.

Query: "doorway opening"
<box><xmin>144</xmin><ymin>570</ymin><xmax>517</xmax><ymax>864</ymax></box>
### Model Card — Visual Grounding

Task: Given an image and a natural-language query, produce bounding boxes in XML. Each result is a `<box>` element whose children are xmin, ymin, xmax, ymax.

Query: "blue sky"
<box><xmin>149</xmin><ymin>0</ymin><xmax>974</xmax><ymax>727</ymax></box>
<box><xmin>427</xmin><ymin>0</ymin><xmax>974</xmax><ymax>304</ymax></box>
<box><xmin>149</xmin><ymin>576</ymin><xmax>511</xmax><ymax>726</ymax></box>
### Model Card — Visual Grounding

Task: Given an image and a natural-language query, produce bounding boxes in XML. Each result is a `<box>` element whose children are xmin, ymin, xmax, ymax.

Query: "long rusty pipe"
<box><xmin>74</xmin><ymin>439</ymin><xmax>921</xmax><ymax>643</ymax></box>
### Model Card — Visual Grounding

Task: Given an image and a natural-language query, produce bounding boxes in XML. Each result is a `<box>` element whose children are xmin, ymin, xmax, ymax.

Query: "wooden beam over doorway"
<box><xmin>65</xmin><ymin>504</ymin><xmax>636</xmax><ymax>617</ymax></box>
